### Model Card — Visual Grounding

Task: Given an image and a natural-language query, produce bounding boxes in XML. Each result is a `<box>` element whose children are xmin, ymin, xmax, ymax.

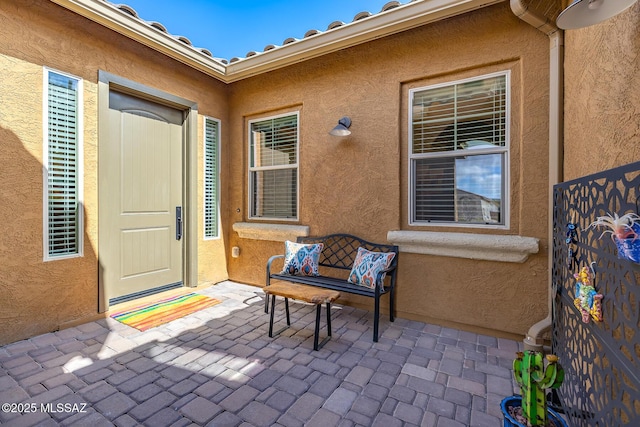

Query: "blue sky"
<box><xmin>120</xmin><ymin>0</ymin><xmax>394</xmax><ymax>60</ymax></box>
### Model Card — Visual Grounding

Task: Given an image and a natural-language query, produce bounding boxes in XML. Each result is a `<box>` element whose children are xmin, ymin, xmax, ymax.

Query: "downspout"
<box><xmin>510</xmin><ymin>0</ymin><xmax>564</xmax><ymax>351</ymax></box>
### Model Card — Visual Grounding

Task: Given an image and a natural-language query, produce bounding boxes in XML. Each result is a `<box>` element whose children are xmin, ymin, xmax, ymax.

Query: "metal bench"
<box><xmin>266</xmin><ymin>234</ymin><xmax>399</xmax><ymax>342</ymax></box>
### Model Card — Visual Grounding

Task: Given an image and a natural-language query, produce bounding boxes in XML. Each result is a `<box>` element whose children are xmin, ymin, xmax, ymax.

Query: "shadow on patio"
<box><xmin>0</xmin><ymin>281</ymin><xmax>521</xmax><ymax>426</ymax></box>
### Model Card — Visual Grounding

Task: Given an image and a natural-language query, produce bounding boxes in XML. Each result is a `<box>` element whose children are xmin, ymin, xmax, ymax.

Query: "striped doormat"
<box><xmin>110</xmin><ymin>293</ymin><xmax>221</xmax><ymax>331</ymax></box>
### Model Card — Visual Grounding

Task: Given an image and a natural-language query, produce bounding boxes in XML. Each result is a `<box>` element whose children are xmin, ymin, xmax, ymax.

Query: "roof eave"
<box><xmin>49</xmin><ymin>0</ymin><xmax>228</xmax><ymax>79</ymax></box>
<box><xmin>49</xmin><ymin>0</ymin><xmax>504</xmax><ymax>84</ymax></box>
<box><xmin>224</xmin><ymin>0</ymin><xmax>504</xmax><ymax>82</ymax></box>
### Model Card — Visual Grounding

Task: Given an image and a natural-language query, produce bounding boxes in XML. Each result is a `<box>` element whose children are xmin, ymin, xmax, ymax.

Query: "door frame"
<box><xmin>97</xmin><ymin>71</ymin><xmax>199</xmax><ymax>313</ymax></box>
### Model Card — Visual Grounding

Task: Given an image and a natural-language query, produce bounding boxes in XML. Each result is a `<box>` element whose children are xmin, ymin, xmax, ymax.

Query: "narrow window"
<box><xmin>409</xmin><ymin>72</ymin><xmax>509</xmax><ymax>227</ymax></box>
<box><xmin>248</xmin><ymin>112</ymin><xmax>299</xmax><ymax>220</ymax></box>
<box><xmin>204</xmin><ymin>117</ymin><xmax>220</xmax><ymax>239</ymax></box>
<box><xmin>44</xmin><ymin>69</ymin><xmax>83</xmax><ymax>259</ymax></box>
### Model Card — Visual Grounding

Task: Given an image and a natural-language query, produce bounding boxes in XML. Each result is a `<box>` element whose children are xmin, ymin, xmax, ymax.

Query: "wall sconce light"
<box><xmin>329</xmin><ymin>117</ymin><xmax>352</xmax><ymax>136</ymax></box>
<box><xmin>557</xmin><ymin>0</ymin><xmax>638</xmax><ymax>29</ymax></box>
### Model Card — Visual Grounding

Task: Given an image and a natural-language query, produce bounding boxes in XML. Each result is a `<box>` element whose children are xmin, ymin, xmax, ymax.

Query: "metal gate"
<box><xmin>552</xmin><ymin>160</ymin><xmax>640</xmax><ymax>426</ymax></box>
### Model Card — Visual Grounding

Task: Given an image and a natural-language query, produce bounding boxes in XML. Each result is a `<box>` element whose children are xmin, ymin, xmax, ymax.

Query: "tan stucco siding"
<box><xmin>563</xmin><ymin>2</ymin><xmax>640</xmax><ymax>179</ymax></box>
<box><xmin>0</xmin><ymin>57</ymin><xmax>100</xmax><ymax>343</ymax></box>
<box><xmin>227</xmin><ymin>3</ymin><xmax>551</xmax><ymax>337</ymax></box>
<box><xmin>0</xmin><ymin>0</ymin><xmax>229</xmax><ymax>345</ymax></box>
<box><xmin>0</xmin><ymin>0</ymin><xmax>557</xmax><ymax>344</ymax></box>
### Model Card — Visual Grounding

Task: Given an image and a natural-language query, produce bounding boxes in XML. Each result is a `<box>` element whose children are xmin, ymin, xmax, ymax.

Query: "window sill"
<box><xmin>233</xmin><ymin>222</ymin><xmax>309</xmax><ymax>242</ymax></box>
<box><xmin>387</xmin><ymin>230</ymin><xmax>539</xmax><ymax>263</ymax></box>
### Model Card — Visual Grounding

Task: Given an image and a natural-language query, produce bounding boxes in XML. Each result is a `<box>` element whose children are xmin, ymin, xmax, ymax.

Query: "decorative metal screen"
<box><xmin>552</xmin><ymin>160</ymin><xmax>640</xmax><ymax>426</ymax></box>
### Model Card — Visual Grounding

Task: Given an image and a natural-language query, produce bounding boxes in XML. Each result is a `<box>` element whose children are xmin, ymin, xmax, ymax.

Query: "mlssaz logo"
<box><xmin>40</xmin><ymin>403</ymin><xmax>89</xmax><ymax>413</ymax></box>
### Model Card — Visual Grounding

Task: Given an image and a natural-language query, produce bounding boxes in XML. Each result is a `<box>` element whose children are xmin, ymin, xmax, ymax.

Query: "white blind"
<box><xmin>204</xmin><ymin>118</ymin><xmax>219</xmax><ymax>238</ymax></box>
<box><xmin>412</xmin><ymin>75</ymin><xmax>506</xmax><ymax>154</ymax></box>
<box><xmin>410</xmin><ymin>73</ymin><xmax>507</xmax><ymax>225</ymax></box>
<box><xmin>249</xmin><ymin>114</ymin><xmax>298</xmax><ymax>219</ymax></box>
<box><xmin>47</xmin><ymin>72</ymin><xmax>80</xmax><ymax>256</ymax></box>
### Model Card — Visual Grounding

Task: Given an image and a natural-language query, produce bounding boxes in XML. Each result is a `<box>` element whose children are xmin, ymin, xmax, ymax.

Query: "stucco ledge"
<box><xmin>387</xmin><ymin>230</ymin><xmax>539</xmax><ymax>263</ymax></box>
<box><xmin>233</xmin><ymin>222</ymin><xmax>310</xmax><ymax>242</ymax></box>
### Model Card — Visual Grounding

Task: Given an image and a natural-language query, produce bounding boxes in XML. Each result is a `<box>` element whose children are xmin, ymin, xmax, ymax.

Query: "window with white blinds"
<box><xmin>248</xmin><ymin>112</ymin><xmax>298</xmax><ymax>220</ymax></box>
<box><xmin>44</xmin><ymin>69</ymin><xmax>83</xmax><ymax>259</ymax></box>
<box><xmin>204</xmin><ymin>117</ymin><xmax>220</xmax><ymax>239</ymax></box>
<box><xmin>409</xmin><ymin>72</ymin><xmax>509</xmax><ymax>226</ymax></box>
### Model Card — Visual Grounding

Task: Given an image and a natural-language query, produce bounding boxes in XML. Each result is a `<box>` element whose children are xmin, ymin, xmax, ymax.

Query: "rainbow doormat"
<box><xmin>110</xmin><ymin>293</ymin><xmax>221</xmax><ymax>331</ymax></box>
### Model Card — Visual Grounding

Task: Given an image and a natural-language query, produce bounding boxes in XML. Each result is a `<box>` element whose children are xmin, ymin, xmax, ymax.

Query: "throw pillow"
<box><xmin>348</xmin><ymin>247</ymin><xmax>396</xmax><ymax>290</ymax></box>
<box><xmin>281</xmin><ymin>241</ymin><xmax>324</xmax><ymax>276</ymax></box>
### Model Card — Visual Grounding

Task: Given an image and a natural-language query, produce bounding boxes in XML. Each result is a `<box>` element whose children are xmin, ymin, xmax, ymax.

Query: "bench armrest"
<box><xmin>375</xmin><ymin>264</ymin><xmax>397</xmax><ymax>291</ymax></box>
<box><xmin>266</xmin><ymin>254</ymin><xmax>285</xmax><ymax>286</ymax></box>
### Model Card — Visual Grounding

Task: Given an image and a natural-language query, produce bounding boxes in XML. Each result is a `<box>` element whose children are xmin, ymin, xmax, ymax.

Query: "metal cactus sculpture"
<box><xmin>513</xmin><ymin>351</ymin><xmax>564</xmax><ymax>426</ymax></box>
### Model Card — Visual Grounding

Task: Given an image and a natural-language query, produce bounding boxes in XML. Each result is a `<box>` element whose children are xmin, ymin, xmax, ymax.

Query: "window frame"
<box><xmin>42</xmin><ymin>67</ymin><xmax>84</xmax><ymax>261</ymax></box>
<box><xmin>204</xmin><ymin>116</ymin><xmax>221</xmax><ymax>240</ymax></box>
<box><xmin>247</xmin><ymin>111</ymin><xmax>300</xmax><ymax>221</ymax></box>
<box><xmin>408</xmin><ymin>70</ymin><xmax>510</xmax><ymax>229</ymax></box>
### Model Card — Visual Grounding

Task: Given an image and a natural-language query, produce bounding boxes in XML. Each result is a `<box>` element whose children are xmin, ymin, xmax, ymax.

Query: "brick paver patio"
<box><xmin>0</xmin><ymin>281</ymin><xmax>522</xmax><ymax>426</ymax></box>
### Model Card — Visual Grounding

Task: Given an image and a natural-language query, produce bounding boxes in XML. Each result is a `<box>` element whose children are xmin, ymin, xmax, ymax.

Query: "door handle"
<box><xmin>176</xmin><ymin>206</ymin><xmax>183</xmax><ymax>240</ymax></box>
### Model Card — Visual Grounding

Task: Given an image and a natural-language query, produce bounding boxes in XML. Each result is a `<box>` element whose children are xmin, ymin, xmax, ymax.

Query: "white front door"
<box><xmin>100</xmin><ymin>91</ymin><xmax>184</xmax><ymax>303</ymax></box>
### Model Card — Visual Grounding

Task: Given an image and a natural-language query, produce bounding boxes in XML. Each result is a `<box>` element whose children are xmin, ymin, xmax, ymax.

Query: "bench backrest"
<box><xmin>297</xmin><ymin>234</ymin><xmax>399</xmax><ymax>271</ymax></box>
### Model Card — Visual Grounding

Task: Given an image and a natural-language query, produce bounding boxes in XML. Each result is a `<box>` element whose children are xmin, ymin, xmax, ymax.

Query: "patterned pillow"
<box><xmin>280</xmin><ymin>241</ymin><xmax>324</xmax><ymax>277</ymax></box>
<box><xmin>348</xmin><ymin>247</ymin><xmax>396</xmax><ymax>290</ymax></box>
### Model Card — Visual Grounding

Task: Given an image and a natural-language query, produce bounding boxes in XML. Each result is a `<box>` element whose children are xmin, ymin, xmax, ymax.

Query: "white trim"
<box><xmin>50</xmin><ymin>0</ymin><xmax>503</xmax><ymax>83</ymax></box>
<box><xmin>49</xmin><ymin>0</ymin><xmax>226</xmax><ymax>78</ymax></box>
<box><xmin>408</xmin><ymin>70</ymin><xmax>511</xmax><ymax>229</ymax></box>
<box><xmin>247</xmin><ymin>111</ymin><xmax>300</xmax><ymax>221</ymax></box>
<box><xmin>233</xmin><ymin>222</ymin><xmax>309</xmax><ymax>242</ymax></box>
<box><xmin>203</xmin><ymin>116</ymin><xmax>221</xmax><ymax>240</ymax></box>
<box><xmin>387</xmin><ymin>230</ymin><xmax>539</xmax><ymax>263</ymax></box>
<box><xmin>223</xmin><ymin>0</ymin><xmax>503</xmax><ymax>81</ymax></box>
<box><xmin>42</xmin><ymin>67</ymin><xmax>84</xmax><ymax>261</ymax></box>
<box><xmin>410</xmin><ymin>69</ymin><xmax>511</xmax><ymax>94</ymax></box>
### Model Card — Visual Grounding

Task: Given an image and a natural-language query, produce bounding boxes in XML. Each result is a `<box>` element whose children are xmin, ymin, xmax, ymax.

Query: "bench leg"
<box><xmin>326</xmin><ymin>302</ymin><xmax>332</xmax><ymax>337</ymax></box>
<box><xmin>269</xmin><ymin>295</ymin><xmax>276</xmax><ymax>338</ymax></box>
<box><xmin>314</xmin><ymin>304</ymin><xmax>321</xmax><ymax>351</ymax></box>
<box><xmin>373</xmin><ymin>296</ymin><xmax>380</xmax><ymax>342</ymax></box>
<box><xmin>390</xmin><ymin>287</ymin><xmax>395</xmax><ymax>322</ymax></box>
<box><xmin>268</xmin><ymin>295</ymin><xmax>290</xmax><ymax>339</ymax></box>
<box><xmin>285</xmin><ymin>297</ymin><xmax>290</xmax><ymax>326</ymax></box>
<box><xmin>265</xmin><ymin>292</ymin><xmax>269</xmax><ymax>313</ymax></box>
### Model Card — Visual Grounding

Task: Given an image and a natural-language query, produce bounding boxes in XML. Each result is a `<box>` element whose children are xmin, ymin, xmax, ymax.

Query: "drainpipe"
<box><xmin>510</xmin><ymin>0</ymin><xmax>564</xmax><ymax>352</ymax></box>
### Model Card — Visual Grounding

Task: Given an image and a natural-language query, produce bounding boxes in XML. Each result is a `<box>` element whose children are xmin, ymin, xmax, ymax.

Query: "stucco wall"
<box><xmin>563</xmin><ymin>2</ymin><xmax>640</xmax><ymax>179</ymax></box>
<box><xmin>0</xmin><ymin>0</ymin><xmax>229</xmax><ymax>345</ymax></box>
<box><xmin>0</xmin><ymin>0</ymin><xmax>556</xmax><ymax>344</ymax></box>
<box><xmin>227</xmin><ymin>3</ymin><xmax>551</xmax><ymax>337</ymax></box>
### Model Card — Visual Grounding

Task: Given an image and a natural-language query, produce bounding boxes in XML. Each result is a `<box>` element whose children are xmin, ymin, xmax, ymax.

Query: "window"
<box><xmin>204</xmin><ymin>117</ymin><xmax>220</xmax><ymax>239</ymax></box>
<box><xmin>248</xmin><ymin>112</ymin><xmax>298</xmax><ymax>220</ymax></box>
<box><xmin>43</xmin><ymin>69</ymin><xmax>83</xmax><ymax>259</ymax></box>
<box><xmin>409</xmin><ymin>72</ymin><xmax>509</xmax><ymax>227</ymax></box>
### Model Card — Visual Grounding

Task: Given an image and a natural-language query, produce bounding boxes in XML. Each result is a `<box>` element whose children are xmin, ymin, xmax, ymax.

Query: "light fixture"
<box><xmin>329</xmin><ymin>116</ymin><xmax>351</xmax><ymax>136</ymax></box>
<box><xmin>557</xmin><ymin>0</ymin><xmax>638</xmax><ymax>29</ymax></box>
